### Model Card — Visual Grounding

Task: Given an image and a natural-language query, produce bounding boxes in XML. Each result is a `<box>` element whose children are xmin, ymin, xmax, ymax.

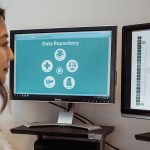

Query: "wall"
<box><xmin>0</xmin><ymin>0</ymin><xmax>150</xmax><ymax>149</ymax></box>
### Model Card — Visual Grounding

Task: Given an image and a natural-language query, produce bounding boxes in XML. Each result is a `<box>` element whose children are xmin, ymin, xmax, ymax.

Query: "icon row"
<box><xmin>41</xmin><ymin>59</ymin><xmax>78</xmax><ymax>74</ymax></box>
<box><xmin>44</xmin><ymin>76</ymin><xmax>75</xmax><ymax>89</ymax></box>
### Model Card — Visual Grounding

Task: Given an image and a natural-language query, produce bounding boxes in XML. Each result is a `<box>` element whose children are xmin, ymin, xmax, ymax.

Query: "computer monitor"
<box><xmin>121</xmin><ymin>23</ymin><xmax>150</xmax><ymax>119</ymax></box>
<box><xmin>10</xmin><ymin>26</ymin><xmax>117</xmax><ymax>104</ymax></box>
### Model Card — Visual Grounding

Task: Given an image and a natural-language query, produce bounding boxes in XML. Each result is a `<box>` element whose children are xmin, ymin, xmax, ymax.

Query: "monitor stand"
<box><xmin>57</xmin><ymin>110</ymin><xmax>74</xmax><ymax>124</ymax></box>
<box><xmin>57</xmin><ymin>103</ymin><xmax>74</xmax><ymax>124</ymax></box>
<box><xmin>24</xmin><ymin>103</ymin><xmax>101</xmax><ymax>131</ymax></box>
<box><xmin>52</xmin><ymin>103</ymin><xmax>102</xmax><ymax>131</ymax></box>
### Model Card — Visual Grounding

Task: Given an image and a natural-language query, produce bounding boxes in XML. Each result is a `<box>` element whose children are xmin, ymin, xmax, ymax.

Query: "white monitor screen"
<box><xmin>121</xmin><ymin>23</ymin><xmax>150</xmax><ymax>118</ymax></box>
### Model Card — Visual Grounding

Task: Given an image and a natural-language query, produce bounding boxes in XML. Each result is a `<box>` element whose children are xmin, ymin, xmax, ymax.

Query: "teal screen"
<box><xmin>14</xmin><ymin>31</ymin><xmax>112</xmax><ymax>96</ymax></box>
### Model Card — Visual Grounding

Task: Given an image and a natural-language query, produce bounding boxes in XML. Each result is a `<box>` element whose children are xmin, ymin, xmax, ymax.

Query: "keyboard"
<box><xmin>24</xmin><ymin>122</ymin><xmax>101</xmax><ymax>131</ymax></box>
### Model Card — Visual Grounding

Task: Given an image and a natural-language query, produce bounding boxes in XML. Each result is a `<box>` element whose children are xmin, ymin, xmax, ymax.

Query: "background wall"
<box><xmin>0</xmin><ymin>0</ymin><xmax>150</xmax><ymax>150</ymax></box>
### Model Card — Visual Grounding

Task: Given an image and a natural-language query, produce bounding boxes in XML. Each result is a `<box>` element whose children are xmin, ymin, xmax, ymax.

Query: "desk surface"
<box><xmin>11</xmin><ymin>125</ymin><xmax>114</xmax><ymax>139</ymax></box>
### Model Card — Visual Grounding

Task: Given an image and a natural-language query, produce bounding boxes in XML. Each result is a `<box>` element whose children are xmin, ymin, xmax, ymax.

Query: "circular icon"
<box><xmin>63</xmin><ymin>76</ymin><xmax>75</xmax><ymax>89</ymax></box>
<box><xmin>54</xmin><ymin>48</ymin><xmax>66</xmax><ymax>61</ymax></box>
<box><xmin>44</xmin><ymin>76</ymin><xmax>55</xmax><ymax>88</ymax></box>
<box><xmin>66</xmin><ymin>60</ymin><xmax>78</xmax><ymax>73</ymax></box>
<box><xmin>56</xmin><ymin>67</ymin><xmax>63</xmax><ymax>74</ymax></box>
<box><xmin>42</xmin><ymin>60</ymin><xmax>53</xmax><ymax>72</ymax></box>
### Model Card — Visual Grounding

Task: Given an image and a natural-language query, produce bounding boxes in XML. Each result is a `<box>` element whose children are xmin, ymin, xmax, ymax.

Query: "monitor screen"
<box><xmin>10</xmin><ymin>26</ymin><xmax>117</xmax><ymax>103</ymax></box>
<box><xmin>121</xmin><ymin>23</ymin><xmax>150</xmax><ymax>118</ymax></box>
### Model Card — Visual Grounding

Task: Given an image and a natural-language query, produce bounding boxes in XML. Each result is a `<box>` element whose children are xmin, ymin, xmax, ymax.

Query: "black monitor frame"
<box><xmin>121</xmin><ymin>23</ymin><xmax>150</xmax><ymax>118</ymax></box>
<box><xmin>10</xmin><ymin>26</ymin><xmax>117</xmax><ymax>104</ymax></box>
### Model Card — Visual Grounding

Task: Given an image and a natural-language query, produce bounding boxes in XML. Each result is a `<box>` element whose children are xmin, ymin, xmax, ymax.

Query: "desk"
<box><xmin>135</xmin><ymin>132</ymin><xmax>150</xmax><ymax>142</ymax></box>
<box><xmin>11</xmin><ymin>125</ymin><xmax>114</xmax><ymax>150</ymax></box>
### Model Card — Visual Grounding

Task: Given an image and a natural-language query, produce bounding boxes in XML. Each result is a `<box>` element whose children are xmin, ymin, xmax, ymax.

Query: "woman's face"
<box><xmin>0</xmin><ymin>16</ymin><xmax>14</xmax><ymax>84</ymax></box>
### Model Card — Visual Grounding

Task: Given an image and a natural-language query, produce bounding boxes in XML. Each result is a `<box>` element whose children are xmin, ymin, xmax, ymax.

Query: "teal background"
<box><xmin>15</xmin><ymin>35</ymin><xmax>110</xmax><ymax>96</ymax></box>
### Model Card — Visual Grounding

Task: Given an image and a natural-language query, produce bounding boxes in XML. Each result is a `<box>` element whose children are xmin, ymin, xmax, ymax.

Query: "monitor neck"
<box><xmin>57</xmin><ymin>103</ymin><xmax>75</xmax><ymax>124</ymax></box>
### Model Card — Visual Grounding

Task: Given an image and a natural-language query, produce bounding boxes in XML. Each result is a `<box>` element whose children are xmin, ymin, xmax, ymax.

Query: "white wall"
<box><xmin>0</xmin><ymin>0</ymin><xmax>150</xmax><ymax>150</ymax></box>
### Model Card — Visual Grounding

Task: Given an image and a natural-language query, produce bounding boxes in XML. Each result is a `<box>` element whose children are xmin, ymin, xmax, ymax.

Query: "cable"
<box><xmin>48</xmin><ymin>102</ymin><xmax>66</xmax><ymax>110</ymax></box>
<box><xmin>74</xmin><ymin>112</ymin><xmax>95</xmax><ymax>125</ymax></box>
<box><xmin>105</xmin><ymin>141</ymin><xmax>120</xmax><ymax>150</ymax></box>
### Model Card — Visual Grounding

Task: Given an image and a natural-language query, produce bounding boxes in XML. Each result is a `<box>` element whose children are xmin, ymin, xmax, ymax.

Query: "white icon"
<box><xmin>63</xmin><ymin>77</ymin><xmax>75</xmax><ymax>89</ymax></box>
<box><xmin>42</xmin><ymin>60</ymin><xmax>53</xmax><ymax>72</ymax></box>
<box><xmin>44</xmin><ymin>76</ymin><xmax>55</xmax><ymax>88</ymax></box>
<box><xmin>66</xmin><ymin>60</ymin><xmax>78</xmax><ymax>73</ymax></box>
<box><xmin>56</xmin><ymin>67</ymin><xmax>63</xmax><ymax>74</ymax></box>
<box><xmin>54</xmin><ymin>48</ymin><xmax>66</xmax><ymax>61</ymax></box>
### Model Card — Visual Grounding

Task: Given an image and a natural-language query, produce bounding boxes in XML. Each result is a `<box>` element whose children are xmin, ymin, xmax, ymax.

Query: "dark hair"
<box><xmin>0</xmin><ymin>7</ymin><xmax>7</xmax><ymax>113</ymax></box>
<box><xmin>0</xmin><ymin>84</ymin><xmax>8</xmax><ymax>113</ymax></box>
<box><xmin>0</xmin><ymin>7</ymin><xmax>5</xmax><ymax>20</ymax></box>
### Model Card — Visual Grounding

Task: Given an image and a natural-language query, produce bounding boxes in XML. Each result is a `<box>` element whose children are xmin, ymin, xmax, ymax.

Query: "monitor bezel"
<box><xmin>121</xmin><ymin>23</ymin><xmax>150</xmax><ymax>117</ymax></box>
<box><xmin>10</xmin><ymin>26</ymin><xmax>117</xmax><ymax>103</ymax></box>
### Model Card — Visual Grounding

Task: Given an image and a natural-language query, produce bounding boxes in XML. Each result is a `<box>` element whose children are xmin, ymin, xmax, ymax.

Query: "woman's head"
<box><xmin>0</xmin><ymin>7</ymin><xmax>14</xmax><ymax>112</ymax></box>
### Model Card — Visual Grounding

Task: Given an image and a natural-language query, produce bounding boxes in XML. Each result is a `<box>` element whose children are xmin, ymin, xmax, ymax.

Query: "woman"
<box><xmin>0</xmin><ymin>7</ymin><xmax>14</xmax><ymax>150</ymax></box>
<box><xmin>0</xmin><ymin>7</ymin><xmax>14</xmax><ymax>112</ymax></box>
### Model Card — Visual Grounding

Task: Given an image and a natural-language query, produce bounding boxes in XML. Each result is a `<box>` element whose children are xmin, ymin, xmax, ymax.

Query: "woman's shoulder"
<box><xmin>0</xmin><ymin>131</ymin><xmax>14</xmax><ymax>150</ymax></box>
